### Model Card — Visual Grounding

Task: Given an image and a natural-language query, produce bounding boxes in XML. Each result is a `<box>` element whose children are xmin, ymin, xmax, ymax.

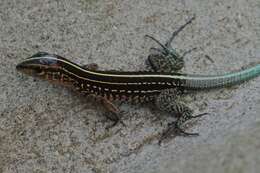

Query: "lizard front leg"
<box><xmin>85</xmin><ymin>93</ymin><xmax>124</xmax><ymax>128</ymax></box>
<box><xmin>155</xmin><ymin>89</ymin><xmax>207</xmax><ymax>143</ymax></box>
<box><xmin>96</xmin><ymin>95</ymin><xmax>125</xmax><ymax>128</ymax></box>
<box><xmin>81</xmin><ymin>63</ymin><xmax>124</xmax><ymax>127</ymax></box>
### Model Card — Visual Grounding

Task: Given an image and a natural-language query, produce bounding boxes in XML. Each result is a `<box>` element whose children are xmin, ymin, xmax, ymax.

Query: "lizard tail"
<box><xmin>182</xmin><ymin>64</ymin><xmax>260</xmax><ymax>89</ymax></box>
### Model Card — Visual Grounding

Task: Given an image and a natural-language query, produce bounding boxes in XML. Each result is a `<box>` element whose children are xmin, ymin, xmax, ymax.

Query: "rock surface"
<box><xmin>0</xmin><ymin>0</ymin><xmax>259</xmax><ymax>172</ymax></box>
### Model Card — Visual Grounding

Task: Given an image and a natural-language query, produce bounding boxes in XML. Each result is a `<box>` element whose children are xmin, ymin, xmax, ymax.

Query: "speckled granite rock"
<box><xmin>0</xmin><ymin>0</ymin><xmax>259</xmax><ymax>172</ymax></box>
<box><xmin>157</xmin><ymin>122</ymin><xmax>260</xmax><ymax>173</ymax></box>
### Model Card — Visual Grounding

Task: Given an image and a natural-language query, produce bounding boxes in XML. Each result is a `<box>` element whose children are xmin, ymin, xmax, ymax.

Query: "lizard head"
<box><xmin>16</xmin><ymin>52</ymin><xmax>63</xmax><ymax>80</ymax></box>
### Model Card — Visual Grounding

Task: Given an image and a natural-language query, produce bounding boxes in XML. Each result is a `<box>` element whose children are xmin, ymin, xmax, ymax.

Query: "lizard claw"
<box><xmin>105</xmin><ymin>118</ymin><xmax>126</xmax><ymax>130</ymax></box>
<box><xmin>191</xmin><ymin>112</ymin><xmax>209</xmax><ymax>119</ymax></box>
<box><xmin>158</xmin><ymin>122</ymin><xmax>199</xmax><ymax>145</ymax></box>
<box><xmin>105</xmin><ymin>111</ymin><xmax>126</xmax><ymax>130</ymax></box>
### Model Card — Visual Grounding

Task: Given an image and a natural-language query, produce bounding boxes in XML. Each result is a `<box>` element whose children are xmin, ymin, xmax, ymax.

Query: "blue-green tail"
<box><xmin>182</xmin><ymin>64</ymin><xmax>260</xmax><ymax>89</ymax></box>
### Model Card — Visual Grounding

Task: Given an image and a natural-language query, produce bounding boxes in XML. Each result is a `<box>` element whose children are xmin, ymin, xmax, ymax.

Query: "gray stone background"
<box><xmin>0</xmin><ymin>0</ymin><xmax>260</xmax><ymax>172</ymax></box>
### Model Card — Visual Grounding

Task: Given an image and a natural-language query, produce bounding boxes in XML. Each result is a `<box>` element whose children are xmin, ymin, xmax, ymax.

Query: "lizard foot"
<box><xmin>158</xmin><ymin>121</ymin><xmax>198</xmax><ymax>145</ymax></box>
<box><xmin>104</xmin><ymin>111</ymin><xmax>126</xmax><ymax>130</ymax></box>
<box><xmin>158</xmin><ymin>113</ymin><xmax>208</xmax><ymax>144</ymax></box>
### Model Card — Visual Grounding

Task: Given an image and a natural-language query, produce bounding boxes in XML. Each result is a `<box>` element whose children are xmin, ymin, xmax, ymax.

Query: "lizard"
<box><xmin>16</xmin><ymin>17</ymin><xmax>260</xmax><ymax>143</ymax></box>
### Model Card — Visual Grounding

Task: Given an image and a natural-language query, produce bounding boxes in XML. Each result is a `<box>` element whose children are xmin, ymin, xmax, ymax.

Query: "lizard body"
<box><xmin>16</xmin><ymin>17</ymin><xmax>260</xmax><ymax>142</ymax></box>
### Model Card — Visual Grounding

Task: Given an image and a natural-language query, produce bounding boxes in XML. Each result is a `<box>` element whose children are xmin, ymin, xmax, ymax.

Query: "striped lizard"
<box><xmin>16</xmin><ymin>17</ymin><xmax>260</xmax><ymax>143</ymax></box>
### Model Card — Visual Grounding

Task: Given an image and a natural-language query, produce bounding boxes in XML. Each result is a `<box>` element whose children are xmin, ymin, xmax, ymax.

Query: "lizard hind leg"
<box><xmin>159</xmin><ymin>112</ymin><xmax>208</xmax><ymax>144</ymax></box>
<box><xmin>145</xmin><ymin>35</ymin><xmax>184</xmax><ymax>73</ymax></box>
<box><xmin>165</xmin><ymin>15</ymin><xmax>195</xmax><ymax>48</ymax></box>
<box><xmin>156</xmin><ymin>89</ymin><xmax>207</xmax><ymax>143</ymax></box>
<box><xmin>146</xmin><ymin>49</ymin><xmax>184</xmax><ymax>73</ymax></box>
<box><xmin>145</xmin><ymin>16</ymin><xmax>195</xmax><ymax>73</ymax></box>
